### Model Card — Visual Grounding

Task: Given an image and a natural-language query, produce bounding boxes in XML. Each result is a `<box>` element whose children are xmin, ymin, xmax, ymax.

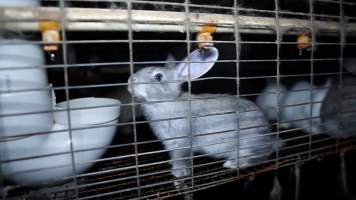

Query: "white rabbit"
<box><xmin>280</xmin><ymin>80</ymin><xmax>331</xmax><ymax>134</ymax></box>
<box><xmin>256</xmin><ymin>81</ymin><xmax>287</xmax><ymax>122</ymax></box>
<box><xmin>127</xmin><ymin>47</ymin><xmax>281</xmax><ymax>187</ymax></box>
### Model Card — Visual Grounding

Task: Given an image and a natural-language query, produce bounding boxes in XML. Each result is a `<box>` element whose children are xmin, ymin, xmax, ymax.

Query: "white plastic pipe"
<box><xmin>1</xmin><ymin>97</ymin><xmax>120</xmax><ymax>184</ymax></box>
<box><xmin>0</xmin><ymin>0</ymin><xmax>39</xmax><ymax>7</ymax></box>
<box><xmin>0</xmin><ymin>40</ymin><xmax>121</xmax><ymax>185</ymax></box>
<box><xmin>0</xmin><ymin>40</ymin><xmax>48</xmax><ymax>91</ymax></box>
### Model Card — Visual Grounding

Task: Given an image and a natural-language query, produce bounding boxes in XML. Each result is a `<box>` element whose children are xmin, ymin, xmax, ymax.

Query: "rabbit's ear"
<box><xmin>164</xmin><ymin>53</ymin><xmax>176</xmax><ymax>68</ymax></box>
<box><xmin>175</xmin><ymin>47</ymin><xmax>219</xmax><ymax>80</ymax></box>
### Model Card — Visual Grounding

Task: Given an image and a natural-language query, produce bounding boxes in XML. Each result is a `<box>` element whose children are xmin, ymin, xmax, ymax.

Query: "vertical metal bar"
<box><xmin>127</xmin><ymin>1</ymin><xmax>142</xmax><ymax>198</ymax></box>
<box><xmin>294</xmin><ymin>161</ymin><xmax>301</xmax><ymax>200</ymax></box>
<box><xmin>337</xmin><ymin>0</ymin><xmax>346</xmax><ymax>153</ymax></box>
<box><xmin>0</xmin><ymin>117</ymin><xmax>3</xmax><ymax>200</ymax></box>
<box><xmin>184</xmin><ymin>0</ymin><xmax>194</xmax><ymax>195</ymax></box>
<box><xmin>233</xmin><ymin>0</ymin><xmax>241</xmax><ymax>177</ymax></box>
<box><xmin>0</xmin><ymin>59</ymin><xmax>3</xmax><ymax>199</ymax></box>
<box><xmin>339</xmin><ymin>151</ymin><xmax>351</xmax><ymax>197</ymax></box>
<box><xmin>58</xmin><ymin>0</ymin><xmax>79</xmax><ymax>199</ymax></box>
<box><xmin>274</xmin><ymin>0</ymin><xmax>282</xmax><ymax>171</ymax></box>
<box><xmin>308</xmin><ymin>0</ymin><xmax>315</xmax><ymax>159</ymax></box>
<box><xmin>0</xmin><ymin>159</ymin><xmax>3</xmax><ymax>200</ymax></box>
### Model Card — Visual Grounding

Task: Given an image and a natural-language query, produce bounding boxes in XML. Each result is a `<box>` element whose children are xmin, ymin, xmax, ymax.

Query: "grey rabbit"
<box><xmin>127</xmin><ymin>47</ymin><xmax>281</xmax><ymax>187</ymax></box>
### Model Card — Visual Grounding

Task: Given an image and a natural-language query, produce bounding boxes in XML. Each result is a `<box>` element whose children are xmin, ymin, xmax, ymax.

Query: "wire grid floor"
<box><xmin>3</xmin><ymin>134</ymin><xmax>356</xmax><ymax>200</ymax></box>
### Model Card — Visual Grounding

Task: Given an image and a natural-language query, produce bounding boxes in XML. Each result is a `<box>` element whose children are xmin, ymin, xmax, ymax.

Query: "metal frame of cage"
<box><xmin>1</xmin><ymin>0</ymin><xmax>356</xmax><ymax>199</ymax></box>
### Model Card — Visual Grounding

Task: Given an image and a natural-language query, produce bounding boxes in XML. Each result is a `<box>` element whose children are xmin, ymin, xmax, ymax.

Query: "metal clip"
<box><xmin>297</xmin><ymin>32</ymin><xmax>311</xmax><ymax>55</ymax></box>
<box><xmin>197</xmin><ymin>23</ymin><xmax>217</xmax><ymax>49</ymax></box>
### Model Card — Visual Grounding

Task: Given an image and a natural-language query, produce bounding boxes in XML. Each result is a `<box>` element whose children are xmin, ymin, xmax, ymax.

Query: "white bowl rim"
<box><xmin>55</xmin><ymin>97</ymin><xmax>121</xmax><ymax>110</ymax></box>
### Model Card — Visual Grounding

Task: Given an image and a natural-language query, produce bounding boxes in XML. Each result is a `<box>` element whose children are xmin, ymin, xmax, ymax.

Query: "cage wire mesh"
<box><xmin>1</xmin><ymin>0</ymin><xmax>356</xmax><ymax>199</ymax></box>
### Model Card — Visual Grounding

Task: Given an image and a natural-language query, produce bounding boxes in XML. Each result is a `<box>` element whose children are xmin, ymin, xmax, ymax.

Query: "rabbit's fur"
<box><xmin>127</xmin><ymin>47</ymin><xmax>280</xmax><ymax>184</ymax></box>
<box><xmin>257</xmin><ymin>80</ymin><xmax>331</xmax><ymax>134</ymax></box>
<box><xmin>256</xmin><ymin>81</ymin><xmax>287</xmax><ymax>121</ymax></box>
<box><xmin>281</xmin><ymin>80</ymin><xmax>331</xmax><ymax>134</ymax></box>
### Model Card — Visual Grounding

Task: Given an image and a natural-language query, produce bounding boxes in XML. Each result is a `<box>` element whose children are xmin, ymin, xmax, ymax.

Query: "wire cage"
<box><xmin>1</xmin><ymin>0</ymin><xmax>356</xmax><ymax>199</ymax></box>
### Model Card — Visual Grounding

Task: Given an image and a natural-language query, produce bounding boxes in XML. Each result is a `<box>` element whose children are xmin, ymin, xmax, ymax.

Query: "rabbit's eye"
<box><xmin>154</xmin><ymin>73</ymin><xmax>163</xmax><ymax>82</ymax></box>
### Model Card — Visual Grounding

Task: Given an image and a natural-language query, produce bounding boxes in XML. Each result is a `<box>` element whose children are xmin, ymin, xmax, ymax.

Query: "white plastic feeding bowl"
<box><xmin>1</xmin><ymin>97</ymin><xmax>121</xmax><ymax>184</ymax></box>
<box><xmin>0</xmin><ymin>38</ymin><xmax>122</xmax><ymax>185</ymax></box>
<box><xmin>54</xmin><ymin>97</ymin><xmax>121</xmax><ymax>125</ymax></box>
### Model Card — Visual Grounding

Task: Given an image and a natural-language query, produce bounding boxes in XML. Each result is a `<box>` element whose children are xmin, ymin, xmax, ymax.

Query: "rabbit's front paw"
<box><xmin>172</xmin><ymin>168</ymin><xmax>190</xmax><ymax>191</ymax></box>
<box><xmin>173</xmin><ymin>179</ymin><xmax>193</xmax><ymax>200</ymax></box>
<box><xmin>172</xmin><ymin>167</ymin><xmax>191</xmax><ymax>178</ymax></box>
<box><xmin>174</xmin><ymin>179</ymin><xmax>187</xmax><ymax>190</ymax></box>
<box><xmin>172</xmin><ymin>166</ymin><xmax>191</xmax><ymax>190</ymax></box>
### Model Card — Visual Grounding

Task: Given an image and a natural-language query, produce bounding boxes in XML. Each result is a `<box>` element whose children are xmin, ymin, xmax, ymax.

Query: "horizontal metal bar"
<box><xmin>1</xmin><ymin>38</ymin><xmax>352</xmax><ymax>45</ymax></box>
<box><xmin>1</xmin><ymin>7</ymin><xmax>356</xmax><ymax>35</ymax></box>
<box><xmin>0</xmin><ymin>58</ymin><xmax>345</xmax><ymax>73</ymax></box>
